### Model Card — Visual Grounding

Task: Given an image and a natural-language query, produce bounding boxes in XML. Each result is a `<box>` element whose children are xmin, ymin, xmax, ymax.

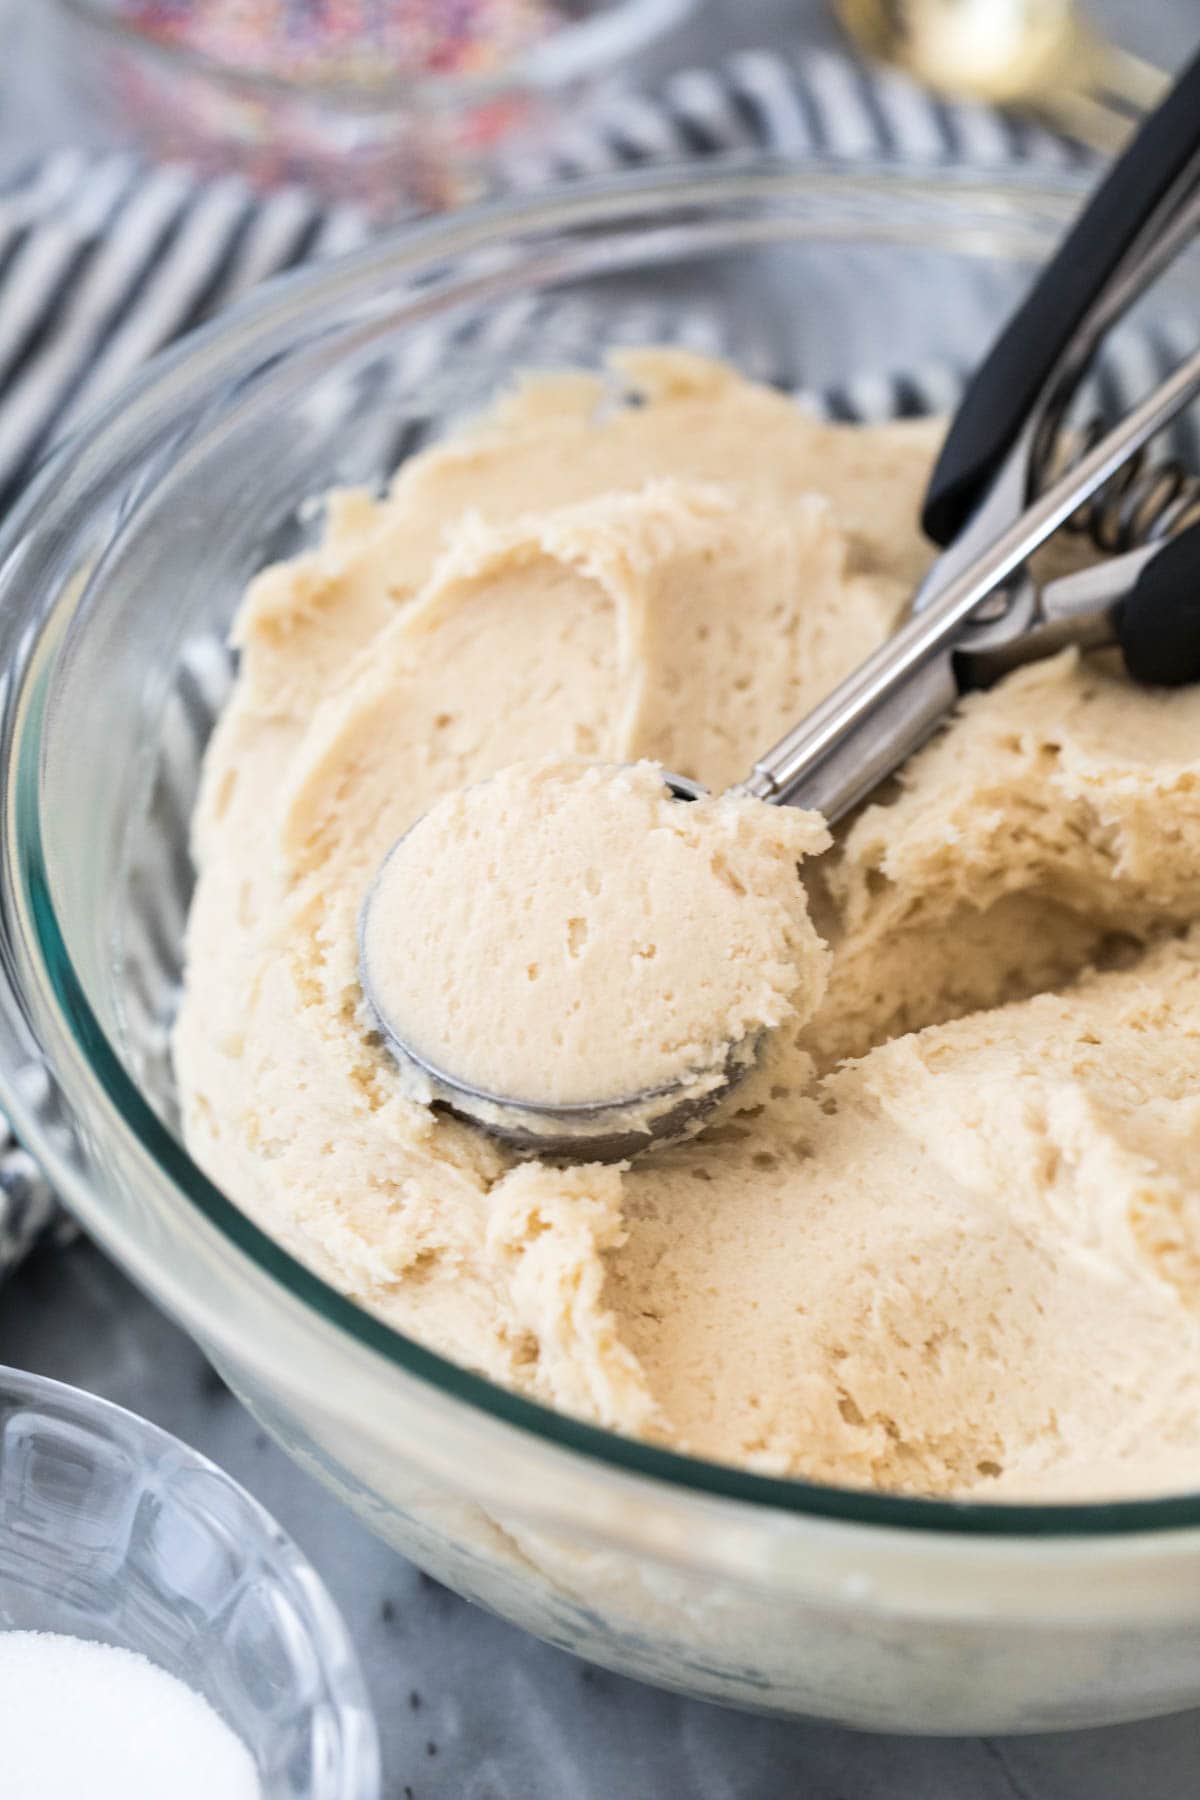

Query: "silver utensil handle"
<box><xmin>741</xmin><ymin>342</ymin><xmax>1200</xmax><ymax>821</ymax></box>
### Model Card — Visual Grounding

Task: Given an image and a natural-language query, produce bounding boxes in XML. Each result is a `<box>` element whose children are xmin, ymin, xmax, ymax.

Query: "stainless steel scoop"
<box><xmin>361</xmin><ymin>51</ymin><xmax>1200</xmax><ymax>1161</ymax></box>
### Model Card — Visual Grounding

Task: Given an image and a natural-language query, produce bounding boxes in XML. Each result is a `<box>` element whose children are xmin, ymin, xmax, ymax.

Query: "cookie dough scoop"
<box><xmin>362</xmin><ymin>52</ymin><xmax>1200</xmax><ymax>1159</ymax></box>
<box><xmin>358</xmin><ymin>383</ymin><xmax>1200</xmax><ymax>1161</ymax></box>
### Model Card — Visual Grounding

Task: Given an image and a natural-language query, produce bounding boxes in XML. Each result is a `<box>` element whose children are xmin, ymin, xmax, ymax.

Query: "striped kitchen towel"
<box><xmin>0</xmin><ymin>44</ymin><xmax>1097</xmax><ymax>1276</ymax></box>
<box><xmin>0</xmin><ymin>45</ymin><xmax>1096</xmax><ymax>516</ymax></box>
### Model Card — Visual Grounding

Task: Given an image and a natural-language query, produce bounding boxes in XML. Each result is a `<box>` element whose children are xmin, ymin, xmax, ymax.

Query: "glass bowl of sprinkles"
<box><xmin>47</xmin><ymin>0</ymin><xmax>695</xmax><ymax>217</ymax></box>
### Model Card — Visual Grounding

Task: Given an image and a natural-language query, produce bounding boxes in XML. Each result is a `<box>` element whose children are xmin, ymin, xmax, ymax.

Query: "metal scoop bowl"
<box><xmin>357</xmin><ymin>772</ymin><xmax>769</xmax><ymax>1161</ymax></box>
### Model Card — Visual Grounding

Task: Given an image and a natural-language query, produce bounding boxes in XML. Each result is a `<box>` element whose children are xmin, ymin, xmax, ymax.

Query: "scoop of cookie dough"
<box><xmin>360</xmin><ymin>758</ymin><xmax>829</xmax><ymax>1136</ymax></box>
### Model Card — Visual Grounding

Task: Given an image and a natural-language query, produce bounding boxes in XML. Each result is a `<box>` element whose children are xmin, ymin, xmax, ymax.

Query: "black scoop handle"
<box><xmin>923</xmin><ymin>44</ymin><xmax>1200</xmax><ymax>548</ymax></box>
<box><xmin>1119</xmin><ymin>519</ymin><xmax>1200</xmax><ymax>685</ymax></box>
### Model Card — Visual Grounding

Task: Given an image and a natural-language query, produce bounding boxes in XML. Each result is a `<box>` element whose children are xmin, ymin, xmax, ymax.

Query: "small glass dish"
<box><xmin>0</xmin><ymin>1365</ymin><xmax>379</xmax><ymax>1799</ymax></box>
<box><xmin>44</xmin><ymin>0</ymin><xmax>695</xmax><ymax>218</ymax></box>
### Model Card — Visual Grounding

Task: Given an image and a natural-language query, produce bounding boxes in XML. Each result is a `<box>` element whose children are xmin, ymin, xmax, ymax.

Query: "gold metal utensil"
<box><xmin>835</xmin><ymin>0</ymin><xmax>1168</xmax><ymax>154</ymax></box>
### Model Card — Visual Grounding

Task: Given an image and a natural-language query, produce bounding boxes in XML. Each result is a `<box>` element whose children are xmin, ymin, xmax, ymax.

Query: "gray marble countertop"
<box><xmin>5</xmin><ymin>3</ymin><xmax>1200</xmax><ymax>1796</ymax></box>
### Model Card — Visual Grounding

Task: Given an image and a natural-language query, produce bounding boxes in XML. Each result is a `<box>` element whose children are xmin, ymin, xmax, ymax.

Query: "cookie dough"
<box><xmin>175</xmin><ymin>350</ymin><xmax>1200</xmax><ymax>1499</ymax></box>
<box><xmin>359</xmin><ymin>758</ymin><xmax>829</xmax><ymax>1132</ymax></box>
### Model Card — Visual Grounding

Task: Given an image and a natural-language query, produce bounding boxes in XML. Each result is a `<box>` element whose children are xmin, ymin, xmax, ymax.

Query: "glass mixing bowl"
<box><xmin>1</xmin><ymin>162</ymin><xmax>1200</xmax><ymax>1736</ymax></box>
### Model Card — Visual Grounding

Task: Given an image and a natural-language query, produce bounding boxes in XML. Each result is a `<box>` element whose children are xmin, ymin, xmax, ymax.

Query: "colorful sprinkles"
<box><xmin>117</xmin><ymin>0</ymin><xmax>557</xmax><ymax>86</ymax></box>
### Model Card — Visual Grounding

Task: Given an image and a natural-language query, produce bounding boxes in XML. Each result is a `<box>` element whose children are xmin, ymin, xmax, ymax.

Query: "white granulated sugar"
<box><xmin>0</xmin><ymin>1631</ymin><xmax>262</xmax><ymax>1800</ymax></box>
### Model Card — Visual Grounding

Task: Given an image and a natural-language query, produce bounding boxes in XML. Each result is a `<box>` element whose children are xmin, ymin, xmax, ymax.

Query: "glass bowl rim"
<box><xmin>46</xmin><ymin>0</ymin><xmax>697</xmax><ymax>110</ymax></box>
<box><xmin>0</xmin><ymin>1360</ymin><xmax>380</xmax><ymax>1782</ymax></box>
<box><xmin>6</xmin><ymin>155</ymin><xmax>1200</xmax><ymax>1543</ymax></box>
